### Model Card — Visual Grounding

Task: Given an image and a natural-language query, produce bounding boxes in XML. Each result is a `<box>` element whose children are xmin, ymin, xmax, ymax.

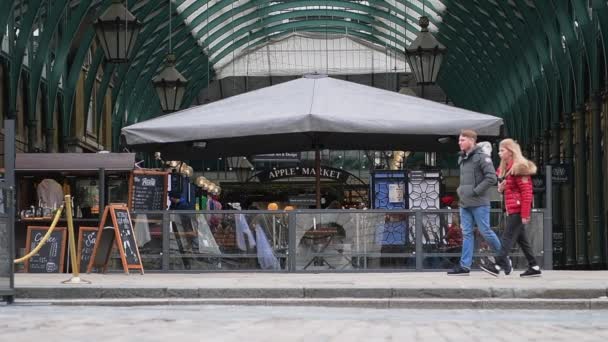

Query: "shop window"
<box><xmin>86</xmin><ymin>91</ymin><xmax>95</xmax><ymax>136</ymax></box>
<box><xmin>74</xmin><ymin>178</ymin><xmax>99</xmax><ymax>217</ymax></box>
<box><xmin>108</xmin><ymin>177</ymin><xmax>129</xmax><ymax>204</ymax></box>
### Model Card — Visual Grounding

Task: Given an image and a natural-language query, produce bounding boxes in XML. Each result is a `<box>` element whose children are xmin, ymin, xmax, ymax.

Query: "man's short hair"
<box><xmin>460</xmin><ymin>129</ymin><xmax>478</xmax><ymax>141</ymax></box>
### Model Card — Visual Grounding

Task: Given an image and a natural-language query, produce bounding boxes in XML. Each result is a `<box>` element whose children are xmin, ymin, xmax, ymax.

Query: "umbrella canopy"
<box><xmin>122</xmin><ymin>74</ymin><xmax>502</xmax><ymax>160</ymax></box>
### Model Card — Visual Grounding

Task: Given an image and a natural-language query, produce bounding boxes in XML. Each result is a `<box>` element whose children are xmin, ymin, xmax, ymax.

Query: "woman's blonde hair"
<box><xmin>499</xmin><ymin>138</ymin><xmax>537</xmax><ymax>177</ymax></box>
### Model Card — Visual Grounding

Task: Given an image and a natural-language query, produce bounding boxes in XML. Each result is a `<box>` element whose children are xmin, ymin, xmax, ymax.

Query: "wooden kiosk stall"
<box><xmin>13</xmin><ymin>153</ymin><xmax>142</xmax><ymax>273</ymax></box>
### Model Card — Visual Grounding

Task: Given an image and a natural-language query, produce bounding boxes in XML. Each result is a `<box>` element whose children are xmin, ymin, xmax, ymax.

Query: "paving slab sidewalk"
<box><xmin>14</xmin><ymin>271</ymin><xmax>608</xmax><ymax>301</ymax></box>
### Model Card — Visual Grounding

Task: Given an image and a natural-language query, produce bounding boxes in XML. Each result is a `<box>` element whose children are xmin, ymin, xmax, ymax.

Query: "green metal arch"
<box><xmin>179</xmin><ymin>0</ymin><xmax>435</xmax><ymax>40</ymax></box>
<box><xmin>436</xmin><ymin>9</ymin><xmax>514</xmax><ymax>114</ymax></box>
<box><xmin>27</xmin><ymin>0</ymin><xmax>71</xmax><ymax>146</ymax></box>
<box><xmin>507</xmin><ymin>1</ymin><xmax>552</xmax><ymax>138</ymax></box>
<box><xmin>9</xmin><ymin>0</ymin><xmax>44</xmax><ymax>119</ymax></box>
<box><xmin>0</xmin><ymin>1</ymin><xmax>15</xmax><ymax>47</ymax></box>
<box><xmin>108</xmin><ymin>0</ymin><xmax>177</xmax><ymax>121</ymax></box>
<box><xmin>6</xmin><ymin>0</ymin><xmax>608</xmax><ymax>157</ymax></box>
<box><xmin>210</xmin><ymin>19</ymin><xmax>405</xmax><ymax>66</ymax></box>
<box><xmin>195</xmin><ymin>0</ymin><xmax>417</xmax><ymax>46</ymax></box>
<box><xmin>210</xmin><ymin>18</ymin><xmax>408</xmax><ymax>65</ymax></box>
<box><xmin>114</xmin><ymin>1</ymin><xmax>186</xmax><ymax>116</ymax></box>
<box><xmin>476</xmin><ymin>0</ymin><xmax>542</xmax><ymax>140</ymax></box>
<box><xmin>82</xmin><ymin>49</ymin><xmax>104</xmax><ymax>135</ymax></box>
<box><xmin>201</xmin><ymin>6</ymin><xmax>407</xmax><ymax>47</ymax></box>
<box><xmin>63</xmin><ymin>29</ymin><xmax>97</xmax><ymax>137</ymax></box>
<box><xmin>95</xmin><ymin>62</ymin><xmax>115</xmax><ymax>137</ymax></box>
<box><xmin>114</xmin><ymin>1</ymin><xmax>214</xmax><ymax>122</ymax></box>
<box><xmin>435</xmin><ymin>9</ymin><xmax>513</xmax><ymax>117</ymax></box>
<box><xmin>175</xmin><ymin>0</ymin><xmax>441</xmax><ymax>74</ymax></box>
<box><xmin>122</xmin><ymin>33</ymin><xmax>208</xmax><ymax>122</ymax></box>
<box><xmin>533</xmin><ymin>1</ymin><xmax>575</xmax><ymax>125</ymax></box>
<box><xmin>442</xmin><ymin>4</ymin><xmax>512</xmax><ymax>115</ymax></box>
<box><xmin>45</xmin><ymin>0</ymin><xmax>100</xmax><ymax>146</ymax></box>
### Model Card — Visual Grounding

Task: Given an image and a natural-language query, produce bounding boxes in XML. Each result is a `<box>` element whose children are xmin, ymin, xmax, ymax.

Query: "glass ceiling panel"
<box><xmin>173</xmin><ymin>0</ymin><xmax>449</xmax><ymax>75</ymax></box>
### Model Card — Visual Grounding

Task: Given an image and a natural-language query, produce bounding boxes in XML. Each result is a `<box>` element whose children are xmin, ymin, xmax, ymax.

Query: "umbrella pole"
<box><xmin>315</xmin><ymin>148</ymin><xmax>321</xmax><ymax>209</ymax></box>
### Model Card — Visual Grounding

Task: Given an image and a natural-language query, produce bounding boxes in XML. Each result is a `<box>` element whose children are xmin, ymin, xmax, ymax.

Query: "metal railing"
<box><xmin>112</xmin><ymin>208</ymin><xmax>547</xmax><ymax>273</ymax></box>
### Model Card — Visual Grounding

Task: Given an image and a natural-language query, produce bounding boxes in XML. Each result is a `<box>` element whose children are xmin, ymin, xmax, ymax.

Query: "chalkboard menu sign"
<box><xmin>114</xmin><ymin>209</ymin><xmax>140</xmax><ymax>265</ymax></box>
<box><xmin>25</xmin><ymin>226</ymin><xmax>67</xmax><ymax>273</ymax></box>
<box><xmin>87</xmin><ymin>204</ymin><xmax>144</xmax><ymax>274</ymax></box>
<box><xmin>129</xmin><ymin>170</ymin><xmax>168</xmax><ymax>210</ymax></box>
<box><xmin>77</xmin><ymin>227</ymin><xmax>98</xmax><ymax>274</ymax></box>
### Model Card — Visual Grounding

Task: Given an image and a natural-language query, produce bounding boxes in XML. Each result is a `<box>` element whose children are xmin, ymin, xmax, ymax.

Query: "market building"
<box><xmin>2</xmin><ymin>1</ymin><xmax>608</xmax><ymax>303</ymax></box>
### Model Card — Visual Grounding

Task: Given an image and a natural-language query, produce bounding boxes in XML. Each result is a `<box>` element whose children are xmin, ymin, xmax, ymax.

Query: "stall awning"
<box><xmin>15</xmin><ymin>153</ymin><xmax>136</xmax><ymax>172</ymax></box>
<box><xmin>123</xmin><ymin>75</ymin><xmax>503</xmax><ymax>159</ymax></box>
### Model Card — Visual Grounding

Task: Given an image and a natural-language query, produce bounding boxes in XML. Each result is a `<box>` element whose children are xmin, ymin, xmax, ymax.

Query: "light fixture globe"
<box><xmin>195</xmin><ymin>176</ymin><xmax>208</xmax><ymax>188</ymax></box>
<box><xmin>405</xmin><ymin>16</ymin><xmax>447</xmax><ymax>85</ymax></box>
<box><xmin>94</xmin><ymin>0</ymin><xmax>142</xmax><ymax>63</ymax></box>
<box><xmin>153</xmin><ymin>54</ymin><xmax>188</xmax><ymax>113</ymax></box>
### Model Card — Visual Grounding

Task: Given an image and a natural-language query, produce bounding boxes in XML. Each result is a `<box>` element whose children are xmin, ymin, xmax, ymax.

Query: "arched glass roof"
<box><xmin>3</xmin><ymin>0</ymin><xmax>605</xmax><ymax>143</ymax></box>
<box><xmin>174</xmin><ymin>0</ymin><xmax>445</xmax><ymax>69</ymax></box>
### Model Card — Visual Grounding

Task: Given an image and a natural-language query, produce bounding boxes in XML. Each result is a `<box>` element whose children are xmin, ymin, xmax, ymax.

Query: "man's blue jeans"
<box><xmin>459</xmin><ymin>205</ymin><xmax>501</xmax><ymax>270</ymax></box>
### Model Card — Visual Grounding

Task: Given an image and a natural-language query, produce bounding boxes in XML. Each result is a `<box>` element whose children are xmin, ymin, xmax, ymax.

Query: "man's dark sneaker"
<box><xmin>504</xmin><ymin>257</ymin><xmax>513</xmax><ymax>276</ymax></box>
<box><xmin>480</xmin><ymin>262</ymin><xmax>501</xmax><ymax>277</ymax></box>
<box><xmin>447</xmin><ymin>266</ymin><xmax>470</xmax><ymax>276</ymax></box>
<box><xmin>484</xmin><ymin>256</ymin><xmax>512</xmax><ymax>275</ymax></box>
<box><xmin>480</xmin><ymin>256</ymin><xmax>494</xmax><ymax>267</ymax></box>
<box><xmin>520</xmin><ymin>265</ymin><xmax>542</xmax><ymax>278</ymax></box>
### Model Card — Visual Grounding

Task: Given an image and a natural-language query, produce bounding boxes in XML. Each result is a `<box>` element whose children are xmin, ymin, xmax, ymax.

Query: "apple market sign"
<box><xmin>256</xmin><ymin>166</ymin><xmax>350</xmax><ymax>183</ymax></box>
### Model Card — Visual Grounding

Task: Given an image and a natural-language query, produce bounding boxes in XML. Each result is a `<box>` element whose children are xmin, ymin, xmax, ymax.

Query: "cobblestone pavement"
<box><xmin>1</xmin><ymin>305</ymin><xmax>608</xmax><ymax>341</ymax></box>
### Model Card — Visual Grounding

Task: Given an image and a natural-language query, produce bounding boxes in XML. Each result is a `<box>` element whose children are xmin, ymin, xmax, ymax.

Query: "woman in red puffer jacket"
<box><xmin>480</xmin><ymin>138</ymin><xmax>541</xmax><ymax>278</ymax></box>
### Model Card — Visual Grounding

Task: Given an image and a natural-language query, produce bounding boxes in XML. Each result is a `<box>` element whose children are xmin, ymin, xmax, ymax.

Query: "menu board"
<box><xmin>25</xmin><ymin>226</ymin><xmax>67</xmax><ymax>273</ymax></box>
<box><xmin>87</xmin><ymin>204</ymin><xmax>144</xmax><ymax>275</ymax></box>
<box><xmin>129</xmin><ymin>170</ymin><xmax>168</xmax><ymax>211</ymax></box>
<box><xmin>77</xmin><ymin>227</ymin><xmax>98</xmax><ymax>273</ymax></box>
<box><xmin>114</xmin><ymin>209</ymin><xmax>140</xmax><ymax>265</ymax></box>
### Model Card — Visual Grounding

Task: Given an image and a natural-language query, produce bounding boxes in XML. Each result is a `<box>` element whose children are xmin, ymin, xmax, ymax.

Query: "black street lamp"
<box><xmin>94</xmin><ymin>0</ymin><xmax>142</xmax><ymax>63</ymax></box>
<box><xmin>152</xmin><ymin>54</ymin><xmax>188</xmax><ymax>113</ymax></box>
<box><xmin>405</xmin><ymin>16</ymin><xmax>447</xmax><ymax>87</ymax></box>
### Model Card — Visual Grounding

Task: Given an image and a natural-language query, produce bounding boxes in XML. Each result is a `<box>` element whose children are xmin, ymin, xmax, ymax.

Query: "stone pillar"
<box><xmin>574</xmin><ymin>108</ymin><xmax>589</xmax><ymax>266</ymax></box>
<box><xmin>45</xmin><ymin>128</ymin><xmax>55</xmax><ymax>153</ymax></box>
<box><xmin>533</xmin><ymin>138</ymin><xmax>543</xmax><ymax>208</ymax></box>
<box><xmin>589</xmin><ymin>93</ymin><xmax>605</xmax><ymax>265</ymax></box>
<box><xmin>27</xmin><ymin>119</ymin><xmax>37</xmax><ymax>152</ymax></box>
<box><xmin>562</xmin><ymin>112</ymin><xmax>576</xmax><ymax>267</ymax></box>
<box><xmin>543</xmin><ymin>131</ymin><xmax>551</xmax><ymax>209</ymax></box>
<box><xmin>550</xmin><ymin>122</ymin><xmax>562</xmax><ymax>267</ymax></box>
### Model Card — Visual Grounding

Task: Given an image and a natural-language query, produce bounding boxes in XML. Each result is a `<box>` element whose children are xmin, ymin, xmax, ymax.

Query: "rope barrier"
<box><xmin>14</xmin><ymin>195</ymin><xmax>91</xmax><ymax>283</ymax></box>
<box><xmin>14</xmin><ymin>205</ymin><xmax>64</xmax><ymax>264</ymax></box>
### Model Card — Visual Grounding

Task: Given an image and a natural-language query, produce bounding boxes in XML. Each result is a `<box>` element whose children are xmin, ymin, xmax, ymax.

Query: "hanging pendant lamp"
<box><xmin>94</xmin><ymin>0</ymin><xmax>142</xmax><ymax>63</ymax></box>
<box><xmin>152</xmin><ymin>0</ymin><xmax>189</xmax><ymax>113</ymax></box>
<box><xmin>405</xmin><ymin>16</ymin><xmax>446</xmax><ymax>85</ymax></box>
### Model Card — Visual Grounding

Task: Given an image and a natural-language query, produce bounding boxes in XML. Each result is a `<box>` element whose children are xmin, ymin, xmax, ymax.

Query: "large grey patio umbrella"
<box><xmin>122</xmin><ymin>74</ymin><xmax>503</xmax><ymax>207</ymax></box>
